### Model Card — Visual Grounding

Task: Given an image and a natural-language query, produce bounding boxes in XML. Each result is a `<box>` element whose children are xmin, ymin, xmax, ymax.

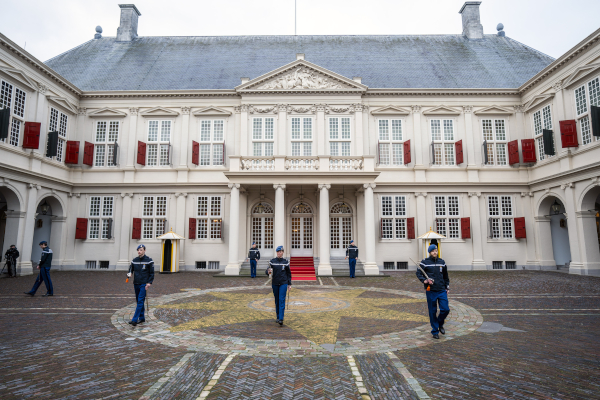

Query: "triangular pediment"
<box><xmin>47</xmin><ymin>96</ymin><xmax>78</xmax><ymax>114</ymax></box>
<box><xmin>237</xmin><ymin>59</ymin><xmax>367</xmax><ymax>93</ymax></box>
<box><xmin>370</xmin><ymin>105</ymin><xmax>410</xmax><ymax>115</ymax></box>
<box><xmin>422</xmin><ymin>105</ymin><xmax>461</xmax><ymax>115</ymax></box>
<box><xmin>524</xmin><ymin>94</ymin><xmax>554</xmax><ymax>113</ymax></box>
<box><xmin>87</xmin><ymin>107</ymin><xmax>128</xmax><ymax>118</ymax></box>
<box><xmin>563</xmin><ymin>63</ymin><xmax>600</xmax><ymax>88</ymax></box>
<box><xmin>474</xmin><ymin>105</ymin><xmax>514</xmax><ymax>115</ymax></box>
<box><xmin>140</xmin><ymin>107</ymin><xmax>180</xmax><ymax>117</ymax></box>
<box><xmin>0</xmin><ymin>67</ymin><xmax>38</xmax><ymax>91</ymax></box>
<box><xmin>192</xmin><ymin>106</ymin><xmax>232</xmax><ymax>117</ymax></box>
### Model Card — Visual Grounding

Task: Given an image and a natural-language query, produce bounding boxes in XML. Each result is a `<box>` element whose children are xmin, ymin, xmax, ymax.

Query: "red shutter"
<box><xmin>559</xmin><ymin>120</ymin><xmax>579</xmax><ymax>148</ymax></box>
<box><xmin>461</xmin><ymin>217</ymin><xmax>471</xmax><ymax>239</ymax></box>
<box><xmin>192</xmin><ymin>141</ymin><xmax>199</xmax><ymax>165</ymax></box>
<box><xmin>403</xmin><ymin>139</ymin><xmax>411</xmax><ymax>164</ymax></box>
<box><xmin>189</xmin><ymin>218</ymin><xmax>196</xmax><ymax>239</ymax></box>
<box><xmin>83</xmin><ymin>141</ymin><xmax>94</xmax><ymax>166</ymax></box>
<box><xmin>64</xmin><ymin>141</ymin><xmax>80</xmax><ymax>164</ymax></box>
<box><xmin>514</xmin><ymin>217</ymin><xmax>526</xmax><ymax>239</ymax></box>
<box><xmin>407</xmin><ymin>217</ymin><xmax>415</xmax><ymax>239</ymax></box>
<box><xmin>508</xmin><ymin>140</ymin><xmax>519</xmax><ymax>165</ymax></box>
<box><xmin>75</xmin><ymin>218</ymin><xmax>88</xmax><ymax>239</ymax></box>
<box><xmin>137</xmin><ymin>141</ymin><xmax>146</xmax><ymax>165</ymax></box>
<box><xmin>455</xmin><ymin>140</ymin><xmax>464</xmax><ymax>165</ymax></box>
<box><xmin>132</xmin><ymin>218</ymin><xmax>142</xmax><ymax>239</ymax></box>
<box><xmin>521</xmin><ymin>139</ymin><xmax>536</xmax><ymax>163</ymax></box>
<box><xmin>22</xmin><ymin>122</ymin><xmax>41</xmax><ymax>149</ymax></box>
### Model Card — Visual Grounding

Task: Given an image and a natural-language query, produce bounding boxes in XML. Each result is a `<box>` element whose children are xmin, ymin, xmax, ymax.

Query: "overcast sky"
<box><xmin>2</xmin><ymin>0</ymin><xmax>599</xmax><ymax>62</ymax></box>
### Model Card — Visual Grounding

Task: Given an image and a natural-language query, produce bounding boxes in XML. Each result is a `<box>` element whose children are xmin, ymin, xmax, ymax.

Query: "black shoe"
<box><xmin>24</xmin><ymin>292</ymin><xmax>34</xmax><ymax>296</ymax></box>
<box><xmin>128</xmin><ymin>321</ymin><xmax>138</xmax><ymax>326</ymax></box>
<box><xmin>43</xmin><ymin>293</ymin><xmax>53</xmax><ymax>297</ymax></box>
<box><xmin>432</xmin><ymin>334</ymin><xmax>440</xmax><ymax>339</ymax></box>
<box><xmin>138</xmin><ymin>319</ymin><xmax>145</xmax><ymax>323</ymax></box>
<box><xmin>439</xmin><ymin>326</ymin><xmax>445</xmax><ymax>335</ymax></box>
<box><xmin>279</xmin><ymin>320</ymin><xmax>283</xmax><ymax>326</ymax></box>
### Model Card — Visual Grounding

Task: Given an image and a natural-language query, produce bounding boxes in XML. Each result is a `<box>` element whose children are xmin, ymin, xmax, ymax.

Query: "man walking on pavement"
<box><xmin>5</xmin><ymin>244</ymin><xmax>19</xmax><ymax>278</ymax></box>
<box><xmin>246</xmin><ymin>242</ymin><xmax>260</xmax><ymax>278</ymax></box>
<box><xmin>345</xmin><ymin>239</ymin><xmax>358</xmax><ymax>278</ymax></box>
<box><xmin>266</xmin><ymin>245</ymin><xmax>291</xmax><ymax>326</ymax></box>
<box><xmin>416</xmin><ymin>244</ymin><xmax>450</xmax><ymax>339</ymax></box>
<box><xmin>25</xmin><ymin>241</ymin><xmax>53</xmax><ymax>297</ymax></box>
<box><xmin>127</xmin><ymin>244</ymin><xmax>154</xmax><ymax>326</ymax></box>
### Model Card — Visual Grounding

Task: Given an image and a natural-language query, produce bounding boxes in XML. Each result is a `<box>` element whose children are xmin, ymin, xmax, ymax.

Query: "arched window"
<box><xmin>252</xmin><ymin>202</ymin><xmax>273</xmax><ymax>252</ymax></box>
<box><xmin>330</xmin><ymin>202</ymin><xmax>352</xmax><ymax>214</ymax></box>
<box><xmin>291</xmin><ymin>203</ymin><xmax>313</xmax><ymax>214</ymax></box>
<box><xmin>252</xmin><ymin>202</ymin><xmax>274</xmax><ymax>214</ymax></box>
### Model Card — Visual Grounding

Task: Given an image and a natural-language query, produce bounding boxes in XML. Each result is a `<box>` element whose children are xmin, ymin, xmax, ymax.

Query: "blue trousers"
<box><xmin>349</xmin><ymin>258</ymin><xmax>356</xmax><ymax>278</ymax></box>
<box><xmin>132</xmin><ymin>284</ymin><xmax>147</xmax><ymax>322</ymax></box>
<box><xmin>272</xmin><ymin>284</ymin><xmax>288</xmax><ymax>321</ymax></box>
<box><xmin>29</xmin><ymin>267</ymin><xmax>53</xmax><ymax>295</ymax></box>
<box><xmin>426</xmin><ymin>290</ymin><xmax>449</xmax><ymax>335</ymax></box>
<box><xmin>250</xmin><ymin>259</ymin><xmax>257</xmax><ymax>278</ymax></box>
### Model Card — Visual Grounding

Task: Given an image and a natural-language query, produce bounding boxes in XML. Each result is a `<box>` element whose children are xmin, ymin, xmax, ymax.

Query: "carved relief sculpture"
<box><xmin>257</xmin><ymin>67</ymin><xmax>347</xmax><ymax>90</ymax></box>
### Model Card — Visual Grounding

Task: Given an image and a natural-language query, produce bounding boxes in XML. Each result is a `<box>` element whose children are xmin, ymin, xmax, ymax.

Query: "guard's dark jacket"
<box><xmin>416</xmin><ymin>256</ymin><xmax>449</xmax><ymax>292</ymax></box>
<box><xmin>346</xmin><ymin>244</ymin><xmax>359</xmax><ymax>259</ymax></box>
<box><xmin>5</xmin><ymin>247</ymin><xmax>19</xmax><ymax>262</ymax></box>
<box><xmin>128</xmin><ymin>255</ymin><xmax>155</xmax><ymax>285</ymax></box>
<box><xmin>266</xmin><ymin>257</ymin><xmax>292</xmax><ymax>286</ymax></box>
<box><xmin>39</xmin><ymin>247</ymin><xmax>53</xmax><ymax>269</ymax></box>
<box><xmin>248</xmin><ymin>248</ymin><xmax>261</xmax><ymax>260</ymax></box>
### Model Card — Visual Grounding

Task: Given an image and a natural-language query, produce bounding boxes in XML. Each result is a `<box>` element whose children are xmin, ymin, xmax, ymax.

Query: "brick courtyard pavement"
<box><xmin>1</xmin><ymin>270</ymin><xmax>599</xmax><ymax>399</ymax></box>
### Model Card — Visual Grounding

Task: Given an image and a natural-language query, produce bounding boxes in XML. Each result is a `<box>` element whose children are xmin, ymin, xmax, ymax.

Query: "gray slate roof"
<box><xmin>44</xmin><ymin>35</ymin><xmax>554</xmax><ymax>91</ymax></box>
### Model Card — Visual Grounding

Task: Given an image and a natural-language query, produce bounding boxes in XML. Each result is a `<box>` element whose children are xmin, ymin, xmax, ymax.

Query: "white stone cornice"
<box><xmin>467</xmin><ymin>192</ymin><xmax>482</xmax><ymax>197</ymax></box>
<box><xmin>318</xmin><ymin>184</ymin><xmax>331</xmax><ymax>190</ymax></box>
<box><xmin>228</xmin><ymin>183</ymin><xmax>241</xmax><ymax>189</ymax></box>
<box><xmin>129</xmin><ymin>107</ymin><xmax>139</xmax><ymax>116</ymax></box>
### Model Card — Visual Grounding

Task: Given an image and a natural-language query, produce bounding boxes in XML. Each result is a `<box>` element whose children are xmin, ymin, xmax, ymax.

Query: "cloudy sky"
<box><xmin>2</xmin><ymin>0</ymin><xmax>599</xmax><ymax>62</ymax></box>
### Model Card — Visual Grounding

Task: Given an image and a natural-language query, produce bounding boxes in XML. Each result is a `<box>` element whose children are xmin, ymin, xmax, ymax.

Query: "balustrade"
<box><xmin>329</xmin><ymin>156</ymin><xmax>364</xmax><ymax>171</ymax></box>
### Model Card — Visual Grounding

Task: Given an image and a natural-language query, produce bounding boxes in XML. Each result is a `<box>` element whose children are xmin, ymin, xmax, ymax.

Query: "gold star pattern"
<box><xmin>157</xmin><ymin>289</ymin><xmax>428</xmax><ymax>345</ymax></box>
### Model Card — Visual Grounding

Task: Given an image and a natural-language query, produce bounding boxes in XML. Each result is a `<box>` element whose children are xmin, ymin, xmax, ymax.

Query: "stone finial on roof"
<box><xmin>117</xmin><ymin>4</ymin><xmax>141</xmax><ymax>42</ymax></box>
<box><xmin>497</xmin><ymin>23</ymin><xmax>505</xmax><ymax>37</ymax></box>
<box><xmin>459</xmin><ymin>1</ymin><xmax>484</xmax><ymax>40</ymax></box>
<box><xmin>94</xmin><ymin>26</ymin><xmax>102</xmax><ymax>39</ymax></box>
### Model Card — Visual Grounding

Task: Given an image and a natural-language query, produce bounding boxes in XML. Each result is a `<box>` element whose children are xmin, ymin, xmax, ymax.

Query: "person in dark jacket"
<box><xmin>416</xmin><ymin>244</ymin><xmax>450</xmax><ymax>339</ymax></box>
<box><xmin>5</xmin><ymin>245</ymin><xmax>20</xmax><ymax>277</ymax></box>
<box><xmin>25</xmin><ymin>241</ymin><xmax>53</xmax><ymax>296</ymax></box>
<box><xmin>266</xmin><ymin>245</ymin><xmax>292</xmax><ymax>326</ymax></box>
<box><xmin>127</xmin><ymin>244</ymin><xmax>154</xmax><ymax>326</ymax></box>
<box><xmin>246</xmin><ymin>242</ymin><xmax>260</xmax><ymax>278</ymax></box>
<box><xmin>345</xmin><ymin>239</ymin><xmax>359</xmax><ymax>278</ymax></box>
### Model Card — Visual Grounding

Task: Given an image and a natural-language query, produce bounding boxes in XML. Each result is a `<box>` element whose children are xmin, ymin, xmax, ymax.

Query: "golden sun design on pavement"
<box><xmin>156</xmin><ymin>288</ymin><xmax>429</xmax><ymax>345</ymax></box>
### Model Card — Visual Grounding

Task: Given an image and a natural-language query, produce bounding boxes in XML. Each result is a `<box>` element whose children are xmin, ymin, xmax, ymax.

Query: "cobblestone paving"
<box><xmin>355</xmin><ymin>353</ymin><xmax>419</xmax><ymax>400</ymax></box>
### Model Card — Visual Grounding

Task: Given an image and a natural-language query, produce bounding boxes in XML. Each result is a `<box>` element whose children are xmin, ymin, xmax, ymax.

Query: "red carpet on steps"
<box><xmin>290</xmin><ymin>257</ymin><xmax>317</xmax><ymax>281</ymax></box>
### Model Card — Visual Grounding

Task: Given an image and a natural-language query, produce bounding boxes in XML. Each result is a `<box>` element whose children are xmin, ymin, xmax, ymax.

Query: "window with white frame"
<box><xmin>199</xmin><ymin>119</ymin><xmax>225</xmax><ymax>165</ymax></box>
<box><xmin>290</xmin><ymin>116</ymin><xmax>313</xmax><ymax>156</ymax></box>
<box><xmin>380</xmin><ymin>195</ymin><xmax>407</xmax><ymax>239</ymax></box>
<box><xmin>574</xmin><ymin>76</ymin><xmax>600</xmax><ymax>145</ymax></box>
<box><xmin>147</xmin><ymin>120</ymin><xmax>172</xmax><ymax>166</ymax></box>
<box><xmin>329</xmin><ymin>117</ymin><xmax>350</xmax><ymax>156</ymax></box>
<box><xmin>88</xmin><ymin>196</ymin><xmax>113</xmax><ymax>239</ymax></box>
<box><xmin>0</xmin><ymin>80</ymin><xmax>26</xmax><ymax>147</ymax></box>
<box><xmin>196</xmin><ymin>196</ymin><xmax>222</xmax><ymax>239</ymax></box>
<box><xmin>252</xmin><ymin>117</ymin><xmax>274</xmax><ymax>156</ymax></box>
<box><xmin>142</xmin><ymin>196</ymin><xmax>167</xmax><ymax>239</ymax></box>
<box><xmin>488</xmin><ymin>195</ymin><xmax>514</xmax><ymax>239</ymax></box>
<box><xmin>94</xmin><ymin>121</ymin><xmax>119</xmax><ymax>167</ymax></box>
<box><xmin>532</xmin><ymin>105</ymin><xmax>554</xmax><ymax>161</ymax></box>
<box><xmin>434</xmin><ymin>195</ymin><xmax>460</xmax><ymax>238</ymax></box>
<box><xmin>482</xmin><ymin>119</ymin><xmax>508</xmax><ymax>165</ymax></box>
<box><xmin>47</xmin><ymin>107</ymin><xmax>68</xmax><ymax>162</ymax></box>
<box><xmin>378</xmin><ymin>119</ymin><xmax>404</xmax><ymax>165</ymax></box>
<box><xmin>430</xmin><ymin>119</ymin><xmax>455</xmax><ymax>166</ymax></box>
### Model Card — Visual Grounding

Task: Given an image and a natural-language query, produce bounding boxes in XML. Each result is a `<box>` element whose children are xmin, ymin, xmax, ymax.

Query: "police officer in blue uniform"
<box><xmin>25</xmin><ymin>241</ymin><xmax>54</xmax><ymax>297</ymax></box>
<box><xmin>345</xmin><ymin>239</ymin><xmax>359</xmax><ymax>278</ymax></box>
<box><xmin>416</xmin><ymin>244</ymin><xmax>450</xmax><ymax>339</ymax></box>
<box><xmin>127</xmin><ymin>244</ymin><xmax>154</xmax><ymax>326</ymax></box>
<box><xmin>266</xmin><ymin>245</ymin><xmax>292</xmax><ymax>326</ymax></box>
<box><xmin>246</xmin><ymin>242</ymin><xmax>260</xmax><ymax>278</ymax></box>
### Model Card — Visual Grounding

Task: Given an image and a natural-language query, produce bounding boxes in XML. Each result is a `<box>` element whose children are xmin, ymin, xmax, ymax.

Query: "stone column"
<box><xmin>240</xmin><ymin>105</ymin><xmax>249</xmax><ymax>156</ymax></box>
<box><xmin>277</xmin><ymin>104</ymin><xmax>287</xmax><ymax>156</ymax></box>
<box><xmin>318</xmin><ymin>184</ymin><xmax>332</xmax><ymax>275</ymax></box>
<box><xmin>520</xmin><ymin>192</ymin><xmax>538</xmax><ymax>268</ymax></box>
<box><xmin>316</xmin><ymin>104</ymin><xmax>326</xmax><ymax>155</ymax></box>
<box><xmin>562</xmin><ymin>183</ymin><xmax>584</xmax><ymax>274</ymax></box>
<box><xmin>117</xmin><ymin>193</ymin><xmax>133</xmax><ymax>270</ymax></box>
<box><xmin>20</xmin><ymin>183</ymin><xmax>39</xmax><ymax>275</ymax></box>
<box><xmin>273</xmin><ymin>184</ymin><xmax>286</xmax><ymax>251</ymax></box>
<box><xmin>468</xmin><ymin>192</ymin><xmax>486</xmax><ymax>270</ymax></box>
<box><xmin>62</xmin><ymin>193</ymin><xmax>80</xmax><ymax>269</ymax></box>
<box><xmin>363</xmin><ymin>183</ymin><xmax>379</xmax><ymax>275</ymax></box>
<box><xmin>225</xmin><ymin>183</ymin><xmax>241</xmax><ymax>275</ymax></box>
<box><xmin>575</xmin><ymin>211</ymin><xmax>600</xmax><ymax>275</ymax></box>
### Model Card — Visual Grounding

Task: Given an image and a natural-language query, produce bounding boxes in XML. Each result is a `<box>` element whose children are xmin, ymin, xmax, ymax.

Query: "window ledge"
<box><xmin>192</xmin><ymin>239</ymin><xmax>224</xmax><ymax>244</ymax></box>
<box><xmin>487</xmin><ymin>239</ymin><xmax>519</xmax><ymax>243</ymax></box>
<box><xmin>83</xmin><ymin>239</ymin><xmax>116</xmax><ymax>243</ymax></box>
<box><xmin>572</xmin><ymin>140</ymin><xmax>600</xmax><ymax>155</ymax></box>
<box><xmin>138</xmin><ymin>239</ymin><xmax>161</xmax><ymax>243</ymax></box>
<box><xmin>379</xmin><ymin>239</ymin><xmax>412</xmax><ymax>243</ymax></box>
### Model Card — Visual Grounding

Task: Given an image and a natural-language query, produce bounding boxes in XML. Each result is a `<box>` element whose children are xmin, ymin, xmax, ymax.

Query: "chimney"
<box><xmin>116</xmin><ymin>4</ymin><xmax>141</xmax><ymax>42</ymax></box>
<box><xmin>459</xmin><ymin>2</ymin><xmax>484</xmax><ymax>40</ymax></box>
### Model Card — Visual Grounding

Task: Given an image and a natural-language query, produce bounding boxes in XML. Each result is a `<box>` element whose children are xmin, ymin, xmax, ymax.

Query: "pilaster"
<box><xmin>363</xmin><ymin>183</ymin><xmax>378</xmax><ymax>275</ymax></box>
<box><xmin>468</xmin><ymin>192</ymin><xmax>486</xmax><ymax>270</ymax></box>
<box><xmin>20</xmin><ymin>183</ymin><xmax>40</xmax><ymax>275</ymax></box>
<box><xmin>117</xmin><ymin>192</ymin><xmax>133</xmax><ymax>270</ymax></box>
<box><xmin>225</xmin><ymin>183</ymin><xmax>241</xmax><ymax>275</ymax></box>
<box><xmin>318</xmin><ymin>184</ymin><xmax>332</xmax><ymax>275</ymax></box>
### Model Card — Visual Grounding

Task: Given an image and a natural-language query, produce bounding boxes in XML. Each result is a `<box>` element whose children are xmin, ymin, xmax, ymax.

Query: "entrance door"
<box><xmin>251</xmin><ymin>202</ymin><xmax>274</xmax><ymax>259</ymax></box>
<box><xmin>163</xmin><ymin>239</ymin><xmax>172</xmax><ymax>272</ymax></box>
<box><xmin>291</xmin><ymin>217</ymin><xmax>313</xmax><ymax>256</ymax></box>
<box><xmin>330</xmin><ymin>202</ymin><xmax>352</xmax><ymax>257</ymax></box>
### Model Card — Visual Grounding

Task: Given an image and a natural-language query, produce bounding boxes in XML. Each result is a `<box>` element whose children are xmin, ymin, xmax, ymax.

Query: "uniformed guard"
<box><xmin>266</xmin><ymin>245</ymin><xmax>292</xmax><ymax>326</ymax></box>
<box><xmin>246</xmin><ymin>242</ymin><xmax>260</xmax><ymax>278</ymax></box>
<box><xmin>25</xmin><ymin>241</ymin><xmax>53</xmax><ymax>297</ymax></box>
<box><xmin>127</xmin><ymin>244</ymin><xmax>154</xmax><ymax>326</ymax></box>
<box><xmin>345</xmin><ymin>239</ymin><xmax>359</xmax><ymax>278</ymax></box>
<box><xmin>416</xmin><ymin>244</ymin><xmax>450</xmax><ymax>339</ymax></box>
<box><xmin>4</xmin><ymin>244</ymin><xmax>19</xmax><ymax>278</ymax></box>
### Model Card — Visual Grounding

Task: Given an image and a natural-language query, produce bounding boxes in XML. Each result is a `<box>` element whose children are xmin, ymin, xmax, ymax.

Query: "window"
<box><xmin>47</xmin><ymin>107</ymin><xmax>68</xmax><ymax>162</ymax></box>
<box><xmin>488</xmin><ymin>195</ymin><xmax>514</xmax><ymax>239</ymax></box>
<box><xmin>196</xmin><ymin>196</ymin><xmax>222</xmax><ymax>239</ymax></box>
<box><xmin>0</xmin><ymin>80</ymin><xmax>26</xmax><ymax>147</ymax></box>
<box><xmin>86</xmin><ymin>261</ymin><xmax>97</xmax><ymax>269</ymax></box>
<box><xmin>329</xmin><ymin>117</ymin><xmax>351</xmax><ymax>156</ymax></box>
<box><xmin>378</xmin><ymin>119</ymin><xmax>404</xmax><ymax>165</ymax></box>
<box><xmin>142</xmin><ymin>196</ymin><xmax>167</xmax><ymax>239</ymax></box>
<box><xmin>384</xmin><ymin>261</ymin><xmax>408</xmax><ymax>270</ymax></box>
<box><xmin>482</xmin><ymin>119</ymin><xmax>508</xmax><ymax>165</ymax></box>
<box><xmin>99</xmin><ymin>261</ymin><xmax>110</xmax><ymax>269</ymax></box>
<box><xmin>88</xmin><ymin>196</ymin><xmax>113</xmax><ymax>239</ymax></box>
<box><xmin>383</xmin><ymin>262</ymin><xmax>395</xmax><ymax>270</ymax></box>
<box><xmin>290</xmin><ymin>117</ymin><xmax>313</xmax><ymax>156</ymax></box>
<box><xmin>147</xmin><ymin>120</ymin><xmax>172</xmax><ymax>166</ymax></box>
<box><xmin>381</xmin><ymin>195</ymin><xmax>407</xmax><ymax>239</ymax></box>
<box><xmin>94</xmin><ymin>121</ymin><xmax>119</xmax><ymax>167</ymax></box>
<box><xmin>434</xmin><ymin>195</ymin><xmax>460</xmax><ymax>238</ymax></box>
<box><xmin>252</xmin><ymin>117</ymin><xmax>274</xmax><ymax>156</ymax></box>
<box><xmin>208</xmin><ymin>261</ymin><xmax>220</xmax><ymax>270</ymax></box>
<box><xmin>505</xmin><ymin>261</ymin><xmax>516</xmax><ymax>270</ymax></box>
<box><xmin>532</xmin><ymin>105</ymin><xmax>554</xmax><ymax>160</ymax></box>
<box><xmin>430</xmin><ymin>119</ymin><xmax>455</xmax><ymax>166</ymax></box>
<box><xmin>492</xmin><ymin>261</ymin><xmax>503</xmax><ymax>270</ymax></box>
<box><xmin>574</xmin><ymin>77</ymin><xmax>600</xmax><ymax>145</ymax></box>
<box><xmin>199</xmin><ymin>119</ymin><xmax>225</xmax><ymax>165</ymax></box>
<box><xmin>196</xmin><ymin>261</ymin><xmax>207</xmax><ymax>269</ymax></box>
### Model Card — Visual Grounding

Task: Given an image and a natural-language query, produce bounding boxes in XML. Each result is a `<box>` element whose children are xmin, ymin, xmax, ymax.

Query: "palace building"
<box><xmin>1</xmin><ymin>2</ymin><xmax>599</xmax><ymax>276</ymax></box>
